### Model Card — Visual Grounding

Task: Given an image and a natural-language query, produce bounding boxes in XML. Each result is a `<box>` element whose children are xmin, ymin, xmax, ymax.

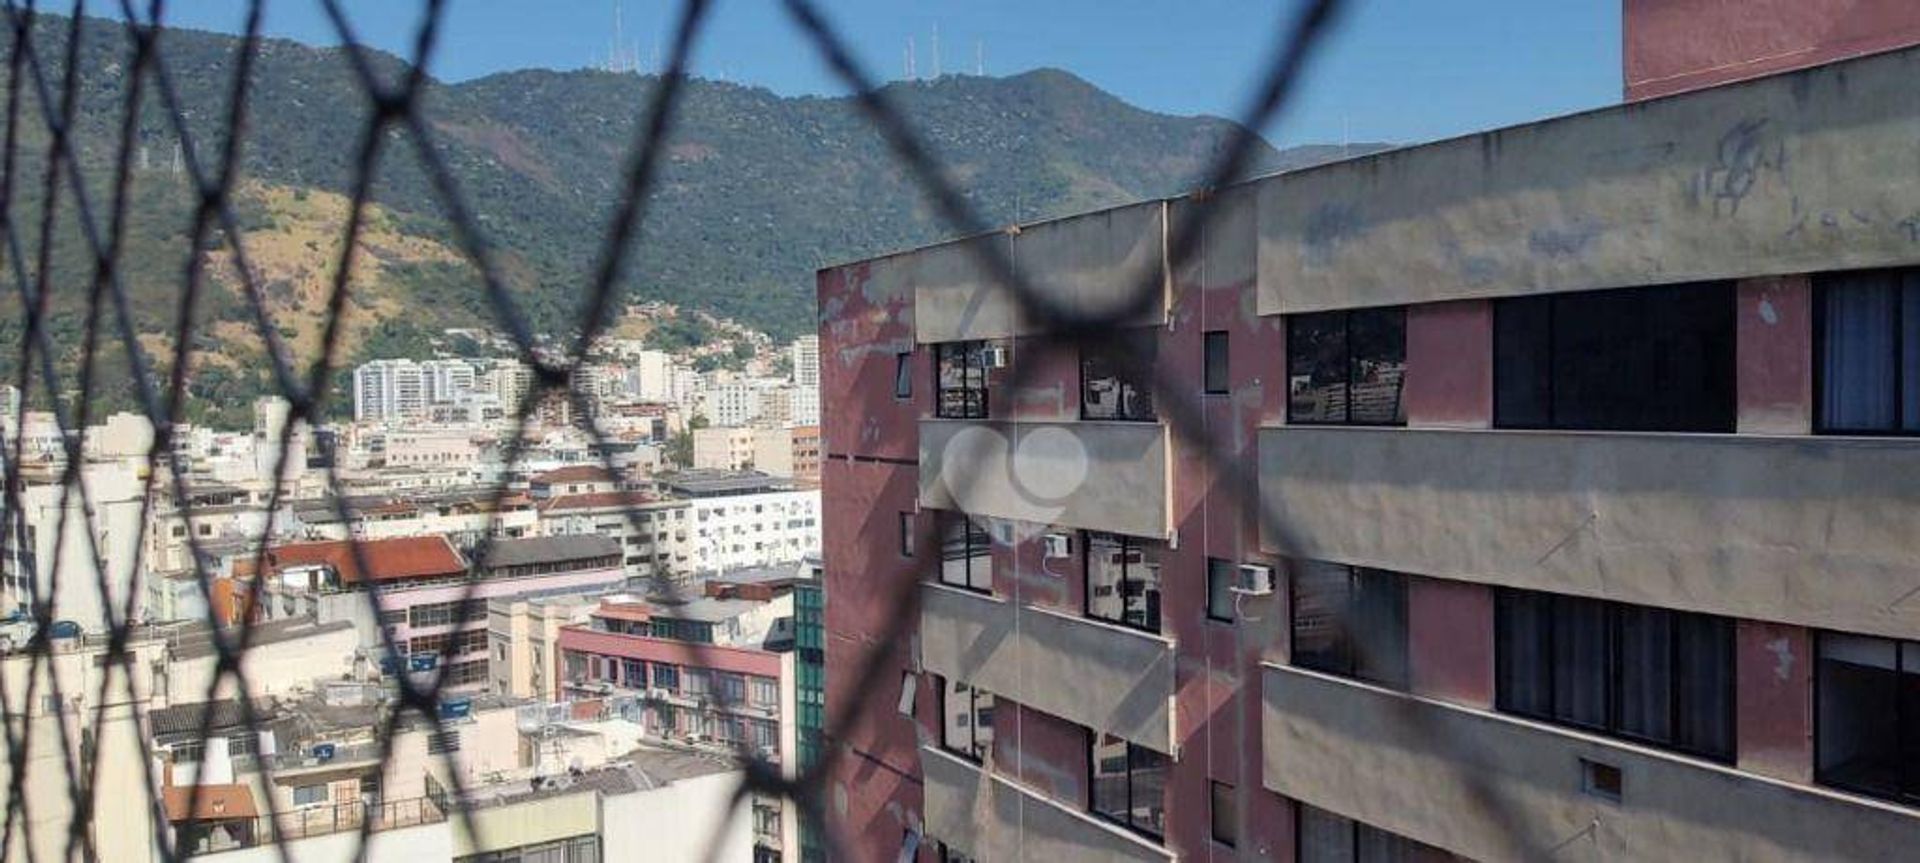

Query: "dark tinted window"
<box><xmin>938</xmin><ymin>677</ymin><xmax>994</xmax><ymax>761</ymax></box>
<box><xmin>1496</xmin><ymin>589</ymin><xmax>1732</xmax><ymax>761</ymax></box>
<box><xmin>1083</xmin><ymin>330</ymin><xmax>1158</xmax><ymax>420</ymax></box>
<box><xmin>1817</xmin><ymin>269</ymin><xmax>1920</xmax><ymax>434</ymax></box>
<box><xmin>1090</xmin><ymin>733</ymin><xmax>1167</xmax><ymax>840</ymax></box>
<box><xmin>1203</xmin><ymin>331</ymin><xmax>1230</xmax><ymax>394</ymax></box>
<box><xmin>937</xmin><ymin>512</ymin><xmax>991</xmax><ymax>592</ymax></box>
<box><xmin>1816</xmin><ymin>633</ymin><xmax>1920</xmax><ymax>806</ymax></box>
<box><xmin>1206</xmin><ymin>558</ymin><xmax>1236</xmax><ymax>622</ymax></box>
<box><xmin>1287</xmin><ymin>308</ymin><xmax>1406</xmax><ymax>425</ymax></box>
<box><xmin>893</xmin><ymin>351</ymin><xmax>913</xmax><ymax>399</ymax></box>
<box><xmin>1210</xmin><ymin>781</ymin><xmax>1237</xmax><ymax>848</ymax></box>
<box><xmin>1290</xmin><ymin>562</ymin><xmax>1408</xmax><ymax>689</ymax></box>
<box><xmin>1495</xmin><ymin>283</ymin><xmax>1735</xmax><ymax>431</ymax></box>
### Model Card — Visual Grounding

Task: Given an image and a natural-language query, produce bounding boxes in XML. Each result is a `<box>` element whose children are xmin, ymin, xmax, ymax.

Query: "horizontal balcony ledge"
<box><xmin>1259</xmin><ymin>424</ymin><xmax>1920</xmax><ymax>446</ymax></box>
<box><xmin>919</xmin><ymin>744</ymin><xmax>1172</xmax><ymax>863</ymax></box>
<box><xmin>920</xmin><ymin>583</ymin><xmax>1176</xmax><ymax>755</ymax></box>
<box><xmin>1261</xmin><ymin>663</ymin><xmax>1920</xmax><ymax>862</ymax></box>
<box><xmin>1256</xmin><ymin>425</ymin><xmax>1920</xmax><ymax>638</ymax></box>
<box><xmin>919</xmin><ymin>418</ymin><xmax>1170</xmax><ymax>540</ymax></box>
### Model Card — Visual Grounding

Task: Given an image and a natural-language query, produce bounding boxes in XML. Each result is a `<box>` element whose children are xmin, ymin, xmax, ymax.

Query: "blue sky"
<box><xmin>158</xmin><ymin>1</ymin><xmax>1622</xmax><ymax>147</ymax></box>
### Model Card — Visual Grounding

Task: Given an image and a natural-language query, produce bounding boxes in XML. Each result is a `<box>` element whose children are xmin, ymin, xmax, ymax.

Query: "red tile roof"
<box><xmin>267</xmin><ymin>536</ymin><xmax>466</xmax><ymax>585</ymax></box>
<box><xmin>163</xmin><ymin>784</ymin><xmax>258</xmax><ymax>822</ymax></box>
<box><xmin>594</xmin><ymin>601</ymin><xmax>654</xmax><ymax>623</ymax></box>
<box><xmin>537</xmin><ymin>490</ymin><xmax>658</xmax><ymax>514</ymax></box>
<box><xmin>532</xmin><ymin>465</ymin><xmax>615</xmax><ymax>485</ymax></box>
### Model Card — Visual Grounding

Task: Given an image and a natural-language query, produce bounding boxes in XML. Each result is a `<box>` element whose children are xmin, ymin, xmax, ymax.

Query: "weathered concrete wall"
<box><xmin>1257</xmin><ymin>426</ymin><xmax>1920</xmax><ymax>639</ymax></box>
<box><xmin>915</xmin><ymin>202</ymin><xmax>1166</xmax><ymax>342</ymax></box>
<box><xmin>820</xmin><ymin>258</ymin><xmax>922</xmax><ymax>462</ymax></box>
<box><xmin>1263</xmin><ymin>664</ymin><xmax>1920</xmax><ymax>862</ymax></box>
<box><xmin>919</xmin><ymin>419</ymin><xmax>1169</xmax><ymax>540</ymax></box>
<box><xmin>919</xmin><ymin>583</ymin><xmax>1176</xmax><ymax>754</ymax></box>
<box><xmin>1255</xmin><ymin>45</ymin><xmax>1920</xmax><ymax>315</ymax></box>
<box><xmin>921</xmin><ymin>746</ymin><xmax>1172</xmax><ymax>863</ymax></box>
<box><xmin>1624</xmin><ymin>0</ymin><xmax>1920</xmax><ymax>100</ymax></box>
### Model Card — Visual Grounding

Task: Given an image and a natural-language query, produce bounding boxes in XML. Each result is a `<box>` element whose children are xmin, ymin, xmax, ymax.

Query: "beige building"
<box><xmin>692</xmin><ymin>425</ymin><xmax>756</xmax><ymax>472</ymax></box>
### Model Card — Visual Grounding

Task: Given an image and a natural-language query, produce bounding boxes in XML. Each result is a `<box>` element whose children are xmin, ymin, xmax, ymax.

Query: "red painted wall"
<box><xmin>1735</xmin><ymin>276</ymin><xmax>1813</xmax><ymax>435</ymax></box>
<box><xmin>1624</xmin><ymin>0</ymin><xmax>1920</xmax><ymax>100</ymax></box>
<box><xmin>1404</xmin><ymin>301</ymin><xmax>1492</xmax><ymax>429</ymax></box>
<box><xmin>1734</xmin><ymin>620</ymin><xmax>1814</xmax><ymax>784</ymax></box>
<box><xmin>819</xmin><ymin>262</ymin><xmax>922</xmax><ymax>461</ymax></box>
<box><xmin>1406</xmin><ymin>577</ymin><xmax>1495</xmax><ymax>709</ymax></box>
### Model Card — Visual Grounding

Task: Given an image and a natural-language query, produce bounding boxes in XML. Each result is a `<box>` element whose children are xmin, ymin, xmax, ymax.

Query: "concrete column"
<box><xmin>1404</xmin><ymin>300</ymin><xmax>1492</xmax><ymax>429</ymax></box>
<box><xmin>1734</xmin><ymin>619</ymin><xmax>1814</xmax><ymax>784</ymax></box>
<box><xmin>1735</xmin><ymin>276</ymin><xmax>1813</xmax><ymax>435</ymax></box>
<box><xmin>1406</xmin><ymin>576</ymin><xmax>1494</xmax><ymax>709</ymax></box>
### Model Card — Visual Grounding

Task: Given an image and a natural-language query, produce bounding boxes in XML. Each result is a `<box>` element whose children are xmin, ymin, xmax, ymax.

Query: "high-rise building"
<box><xmin>790</xmin><ymin>335</ymin><xmax>821</xmax><ymax>388</ymax></box>
<box><xmin>817</xmin><ymin>12</ymin><xmax>1920</xmax><ymax>860</ymax></box>
<box><xmin>421</xmin><ymin>358</ymin><xmax>478</xmax><ymax>404</ymax></box>
<box><xmin>353</xmin><ymin>358</ymin><xmax>427</xmax><ymax>423</ymax></box>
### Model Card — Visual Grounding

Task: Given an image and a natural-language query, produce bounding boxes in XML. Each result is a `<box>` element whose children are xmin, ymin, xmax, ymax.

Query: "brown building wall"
<box><xmin>1624</xmin><ymin>0</ymin><xmax>1920</xmax><ymax>100</ymax></box>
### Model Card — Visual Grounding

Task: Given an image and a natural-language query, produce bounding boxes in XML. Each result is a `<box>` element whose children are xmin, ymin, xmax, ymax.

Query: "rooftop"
<box><xmin>658</xmin><ymin>469</ymin><xmax>787</xmax><ymax>497</ymax></box>
<box><xmin>532</xmin><ymin>465</ymin><xmax>616</xmax><ymax>485</ymax></box>
<box><xmin>482</xmin><ymin>534</ymin><xmax>621</xmax><ymax>568</ymax></box>
<box><xmin>537</xmin><ymin>490</ymin><xmax>665</xmax><ymax>513</ymax></box>
<box><xmin>267</xmin><ymin>536</ymin><xmax>466</xmax><ymax>585</ymax></box>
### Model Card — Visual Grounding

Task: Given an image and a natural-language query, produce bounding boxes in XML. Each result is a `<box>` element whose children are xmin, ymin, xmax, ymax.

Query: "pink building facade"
<box><xmin>819</xmin><ymin>9</ymin><xmax>1920</xmax><ymax>861</ymax></box>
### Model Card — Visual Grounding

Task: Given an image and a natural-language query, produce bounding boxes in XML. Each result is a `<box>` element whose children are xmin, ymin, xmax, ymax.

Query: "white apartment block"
<box><xmin>789</xmin><ymin>335</ymin><xmax>819</xmax><ymax>388</ymax></box>
<box><xmin>666</xmin><ymin>473</ymin><xmax>821</xmax><ymax>575</ymax></box>
<box><xmin>633</xmin><ymin>349</ymin><xmax>675</xmax><ymax>401</ymax></box>
<box><xmin>421</xmin><ymin>358</ymin><xmax>477</xmax><ymax>404</ymax></box>
<box><xmin>353</xmin><ymin>359</ymin><xmax>426</xmax><ymax>423</ymax></box>
<box><xmin>691</xmin><ymin>426</ymin><xmax>755</xmax><ymax>472</ymax></box>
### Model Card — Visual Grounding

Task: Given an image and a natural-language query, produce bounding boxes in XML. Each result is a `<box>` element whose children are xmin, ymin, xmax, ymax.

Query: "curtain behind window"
<box><xmin>1822</xmin><ymin>274</ymin><xmax>1899</xmax><ymax>430</ymax></box>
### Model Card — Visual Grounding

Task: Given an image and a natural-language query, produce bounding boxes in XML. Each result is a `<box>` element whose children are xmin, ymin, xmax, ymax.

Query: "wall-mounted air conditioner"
<box><xmin>980</xmin><ymin>344</ymin><xmax>1010</xmax><ymax>370</ymax></box>
<box><xmin>1042</xmin><ymin>532</ymin><xmax>1073</xmax><ymax>559</ymax></box>
<box><xmin>1232</xmin><ymin>564</ymin><xmax>1274</xmax><ymax>597</ymax></box>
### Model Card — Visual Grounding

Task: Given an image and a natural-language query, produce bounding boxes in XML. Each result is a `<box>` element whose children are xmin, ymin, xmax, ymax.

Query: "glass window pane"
<box><xmin>1206</xmin><ymin>559</ymin><xmax>1236</xmax><ymax>622</ymax></box>
<box><xmin>1291</xmin><ymin>562</ymin><xmax>1352</xmax><ymax>677</ymax></box>
<box><xmin>1083</xmin><ymin>330</ymin><xmax>1157</xmax><ymax>420</ymax></box>
<box><xmin>1818</xmin><ymin>634</ymin><xmax>1903</xmax><ymax>799</ymax></box>
<box><xmin>1351</xmin><ymin>568</ymin><xmax>1408</xmax><ymax>689</ymax></box>
<box><xmin>1348</xmin><ymin>308</ymin><xmax>1406</xmax><ymax>425</ymax></box>
<box><xmin>1674</xmin><ymin>613</ymin><xmax>1732</xmax><ymax>759</ymax></box>
<box><xmin>1086</xmin><ymin>533</ymin><xmax>1127</xmax><ymax>624</ymax></box>
<box><xmin>1551</xmin><ymin>595</ymin><xmax>1611</xmax><ymax>729</ymax></box>
<box><xmin>940</xmin><ymin>679</ymin><xmax>973</xmax><ymax>757</ymax></box>
<box><xmin>1494</xmin><ymin>295</ymin><xmax>1552</xmax><ymax>428</ymax></box>
<box><xmin>1090</xmin><ymin>734</ymin><xmax>1130</xmax><ymax>825</ymax></box>
<box><xmin>1496</xmin><ymin>590</ymin><xmax>1552</xmax><ymax>716</ymax></box>
<box><xmin>1297</xmin><ymin>804</ymin><xmax>1355</xmax><ymax>863</ymax></box>
<box><xmin>1128</xmin><ymin>745</ymin><xmax>1168</xmax><ymax>837</ymax></box>
<box><xmin>1615</xmin><ymin>605</ymin><xmax>1674</xmax><ymax>745</ymax></box>
<box><xmin>1204</xmin><ymin>331</ymin><xmax>1230</xmax><ymax>394</ymax></box>
<box><xmin>1124</xmin><ymin>542</ymin><xmax>1161</xmax><ymax>632</ymax></box>
<box><xmin>1821</xmin><ymin>274</ymin><xmax>1899</xmax><ymax>432</ymax></box>
<box><xmin>894</xmin><ymin>352</ymin><xmax>913</xmax><ymax>399</ymax></box>
<box><xmin>1288</xmin><ymin>312</ymin><xmax>1348</xmax><ymax>423</ymax></box>
<box><xmin>1209</xmin><ymin>781</ymin><xmax>1237</xmax><ymax>847</ymax></box>
<box><xmin>1902</xmin><ymin>276</ymin><xmax>1920</xmax><ymax>432</ymax></box>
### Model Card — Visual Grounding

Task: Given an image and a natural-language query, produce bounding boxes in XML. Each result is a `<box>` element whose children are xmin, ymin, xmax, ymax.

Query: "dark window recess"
<box><xmin>1494</xmin><ymin>282</ymin><xmax>1735</xmax><ymax>432</ymax></box>
<box><xmin>938</xmin><ymin>512</ymin><xmax>992</xmax><ymax>592</ymax></box>
<box><xmin>1816</xmin><ymin>632</ymin><xmax>1920</xmax><ymax>806</ymax></box>
<box><xmin>1287</xmin><ymin>307</ymin><xmax>1406</xmax><ymax>425</ymax></box>
<box><xmin>1816</xmin><ymin>269</ymin><xmax>1920</xmax><ymax>434</ymax></box>
<box><xmin>1210</xmin><ymin>781</ymin><xmax>1238</xmax><ymax>848</ymax></box>
<box><xmin>898</xmin><ymin>512</ymin><xmax>915</xmax><ymax>558</ymax></box>
<box><xmin>938</xmin><ymin>677</ymin><xmax>995</xmax><ymax>762</ymax></box>
<box><xmin>1205</xmin><ymin>558</ymin><xmax>1237</xmax><ymax>623</ymax></box>
<box><xmin>1290</xmin><ymin>562</ymin><xmax>1409</xmax><ymax>689</ymax></box>
<box><xmin>1582</xmin><ymin>759</ymin><xmax>1624</xmax><ymax>802</ymax></box>
<box><xmin>1295</xmin><ymin>802</ymin><xmax>1438</xmax><ymax>862</ymax></box>
<box><xmin>1082</xmin><ymin>329</ymin><xmax>1158</xmax><ymax>421</ymax></box>
<box><xmin>1495</xmin><ymin>589</ymin><xmax>1733</xmax><ymax>761</ymax></box>
<box><xmin>934</xmin><ymin>842</ymin><xmax>979</xmax><ymax>863</ymax></box>
<box><xmin>1089</xmin><ymin>733</ymin><xmax>1168</xmax><ymax>841</ymax></box>
<box><xmin>1203</xmin><ymin>331</ymin><xmax>1231</xmax><ymax>395</ymax></box>
<box><xmin>935</xmin><ymin>342</ymin><xmax>990</xmax><ymax>418</ymax></box>
<box><xmin>894</xmin><ymin>352</ymin><xmax>914</xmax><ymax>399</ymax></box>
<box><xmin>1085</xmin><ymin>532</ymin><xmax>1161</xmax><ymax>633</ymax></box>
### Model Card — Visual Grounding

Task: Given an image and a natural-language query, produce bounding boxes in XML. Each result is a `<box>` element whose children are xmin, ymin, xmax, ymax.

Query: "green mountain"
<box><xmin>0</xmin><ymin>14</ymin><xmax>1388</xmax><ymax>425</ymax></box>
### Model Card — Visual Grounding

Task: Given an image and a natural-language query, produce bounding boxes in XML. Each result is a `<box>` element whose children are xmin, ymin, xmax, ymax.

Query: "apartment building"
<box><xmin>353</xmin><ymin>359</ymin><xmax>428</xmax><ymax>423</ymax></box>
<box><xmin>257</xmin><ymin>535</ymin><xmax>624</xmax><ymax>693</ymax></box>
<box><xmin>693</xmin><ymin>425</ymin><xmax>757</xmax><ymax>471</ymax></box>
<box><xmin>818</xmin><ymin>8</ymin><xmax>1920</xmax><ymax>861</ymax></box>
<box><xmin>664</xmin><ymin>471</ymin><xmax>821</xmax><ymax>575</ymax></box>
<box><xmin>555</xmin><ymin>590</ymin><xmax>801</xmax><ymax>861</ymax></box>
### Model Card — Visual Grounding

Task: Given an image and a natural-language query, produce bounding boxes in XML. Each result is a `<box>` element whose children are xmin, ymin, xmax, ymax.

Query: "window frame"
<box><xmin>1812</xmin><ymin>630</ymin><xmax>1920</xmax><ymax>806</ymax></box>
<box><xmin>1812</xmin><ymin>270</ymin><xmax>1919</xmax><ymax>436</ymax></box>
<box><xmin>1494</xmin><ymin>588</ymin><xmax>1735</xmax><ymax>763</ymax></box>
<box><xmin>898</xmin><ymin>511</ymin><xmax>915</xmax><ymax>558</ymax></box>
<box><xmin>1205</xmin><ymin>558</ymin><xmax>1236</xmax><ymax>623</ymax></box>
<box><xmin>1285</xmin><ymin>307</ymin><xmax>1407</xmax><ymax>427</ymax></box>
<box><xmin>1082</xmin><ymin>531</ymin><xmax>1161</xmax><ymax>634</ymax></box>
<box><xmin>1086</xmin><ymin>731</ymin><xmax>1167</xmax><ymax>842</ymax></box>
<box><xmin>937</xmin><ymin>512</ymin><xmax>993</xmax><ymax>594</ymax></box>
<box><xmin>936</xmin><ymin>676</ymin><xmax>994</xmax><ymax>762</ymax></box>
<box><xmin>934</xmin><ymin>341</ymin><xmax>990</xmax><ymax>419</ymax></box>
<box><xmin>1209</xmin><ymin>780</ymin><xmax>1237</xmax><ymax>849</ymax></box>
<box><xmin>893</xmin><ymin>351</ymin><xmax>914</xmax><ymax>400</ymax></box>
<box><xmin>1288</xmin><ymin>563</ymin><xmax>1410</xmax><ymax>690</ymax></box>
<box><xmin>1202</xmin><ymin>330</ymin><xmax>1230</xmax><ymax>395</ymax></box>
<box><xmin>1080</xmin><ymin>329</ymin><xmax>1159</xmax><ymax>422</ymax></box>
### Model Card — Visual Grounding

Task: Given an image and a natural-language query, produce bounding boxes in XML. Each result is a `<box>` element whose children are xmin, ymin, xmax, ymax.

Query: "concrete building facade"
<box><xmin>819</xmin><ymin>16</ymin><xmax>1920</xmax><ymax>863</ymax></box>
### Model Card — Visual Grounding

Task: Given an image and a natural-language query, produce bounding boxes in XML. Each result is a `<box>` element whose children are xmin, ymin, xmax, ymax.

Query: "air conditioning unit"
<box><xmin>980</xmin><ymin>344</ymin><xmax>1010</xmax><ymax>370</ymax></box>
<box><xmin>1042</xmin><ymin>532</ymin><xmax>1073</xmax><ymax>559</ymax></box>
<box><xmin>1232</xmin><ymin>564</ymin><xmax>1274</xmax><ymax>597</ymax></box>
<box><xmin>649</xmin><ymin>687</ymin><xmax>672</xmax><ymax>700</ymax></box>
